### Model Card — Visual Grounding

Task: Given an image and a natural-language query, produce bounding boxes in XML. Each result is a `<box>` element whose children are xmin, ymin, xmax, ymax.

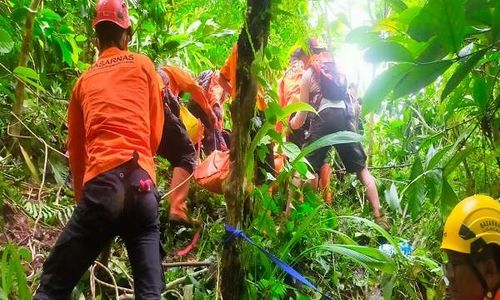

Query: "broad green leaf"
<box><xmin>465</xmin><ymin>0</ymin><xmax>493</xmax><ymax>25</ymax></box>
<box><xmin>492</xmin><ymin>0</ymin><xmax>500</xmax><ymax>41</ymax></box>
<box><xmin>75</xmin><ymin>35</ymin><xmax>87</xmax><ymax>42</ymax></box>
<box><xmin>441</xmin><ymin>48</ymin><xmax>487</xmax><ymax>100</ymax></box>
<box><xmin>364</xmin><ymin>41</ymin><xmax>414</xmax><ymax>63</ymax></box>
<box><xmin>0</xmin><ymin>28</ymin><xmax>14</xmax><ymax>54</ymax></box>
<box><xmin>384</xmin><ymin>183</ymin><xmax>401</xmax><ymax>213</ymax></box>
<box><xmin>13</xmin><ymin>66</ymin><xmax>38</xmax><ymax>80</ymax></box>
<box><xmin>12</xmin><ymin>66</ymin><xmax>45</xmax><ymax>91</ymax></box>
<box><xmin>282</xmin><ymin>142</ymin><xmax>301</xmax><ymax>162</ymax></box>
<box><xmin>443</xmin><ymin>147</ymin><xmax>474</xmax><ymax>177</ymax></box>
<box><xmin>425</xmin><ymin>145</ymin><xmax>437</xmax><ymax>168</ymax></box>
<box><xmin>248</xmin><ymin>102</ymin><xmax>315</xmax><ymax>164</ymax></box>
<box><xmin>416</xmin><ymin>37</ymin><xmax>448</xmax><ymax>63</ymax></box>
<box><xmin>57</xmin><ymin>39</ymin><xmax>73</xmax><ymax>67</ymax></box>
<box><xmin>345</xmin><ymin>26</ymin><xmax>379</xmax><ymax>49</ymax></box>
<box><xmin>408</xmin><ymin>0</ymin><xmax>466</xmax><ymax>53</ymax></box>
<box><xmin>280</xmin><ymin>101</ymin><xmax>316</xmax><ymax>120</ymax></box>
<box><xmin>472</xmin><ymin>77</ymin><xmax>488</xmax><ymax>111</ymax></box>
<box><xmin>40</xmin><ymin>8</ymin><xmax>62</xmax><ymax>21</ymax></box>
<box><xmin>405</xmin><ymin>157</ymin><xmax>426</xmax><ymax>220</ymax></box>
<box><xmin>308</xmin><ymin>244</ymin><xmax>396</xmax><ymax>274</ymax></box>
<box><xmin>427</xmin><ymin>145</ymin><xmax>453</xmax><ymax>170</ymax></box>
<box><xmin>339</xmin><ymin>216</ymin><xmax>400</xmax><ymax>252</ymax></box>
<box><xmin>293</xmin><ymin>131</ymin><xmax>362</xmax><ymax>163</ymax></box>
<box><xmin>293</xmin><ymin>161</ymin><xmax>308</xmax><ymax>177</ymax></box>
<box><xmin>441</xmin><ymin>179</ymin><xmax>458</xmax><ymax>217</ymax></box>
<box><xmin>362</xmin><ymin>63</ymin><xmax>412</xmax><ymax>115</ymax></box>
<box><xmin>382</xmin><ymin>274</ymin><xmax>397</xmax><ymax>300</ymax></box>
<box><xmin>425</xmin><ymin>169</ymin><xmax>442</xmax><ymax>203</ymax></box>
<box><xmin>393</xmin><ymin>60</ymin><xmax>452</xmax><ymax>98</ymax></box>
<box><xmin>386</xmin><ymin>0</ymin><xmax>407</xmax><ymax>13</ymax></box>
<box><xmin>187</xmin><ymin>20</ymin><xmax>202</xmax><ymax>33</ymax></box>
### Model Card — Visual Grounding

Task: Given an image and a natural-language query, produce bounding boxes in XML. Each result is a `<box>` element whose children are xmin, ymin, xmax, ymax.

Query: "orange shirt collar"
<box><xmin>99</xmin><ymin>47</ymin><xmax>123</xmax><ymax>58</ymax></box>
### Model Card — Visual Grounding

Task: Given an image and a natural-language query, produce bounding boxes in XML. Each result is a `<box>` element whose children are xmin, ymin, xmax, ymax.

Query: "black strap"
<box><xmin>466</xmin><ymin>256</ymin><xmax>490</xmax><ymax>298</ymax></box>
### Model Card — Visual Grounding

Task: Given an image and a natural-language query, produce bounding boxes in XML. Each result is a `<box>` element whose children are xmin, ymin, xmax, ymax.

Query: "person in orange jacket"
<box><xmin>35</xmin><ymin>1</ymin><xmax>165</xmax><ymax>298</ymax></box>
<box><xmin>189</xmin><ymin>70</ymin><xmax>229</xmax><ymax>154</ymax></box>
<box><xmin>219</xmin><ymin>44</ymin><xmax>267</xmax><ymax>112</ymax></box>
<box><xmin>157</xmin><ymin>68</ymin><xmax>199</xmax><ymax>225</ymax></box>
<box><xmin>218</xmin><ymin>44</ymin><xmax>274</xmax><ymax>184</ymax></box>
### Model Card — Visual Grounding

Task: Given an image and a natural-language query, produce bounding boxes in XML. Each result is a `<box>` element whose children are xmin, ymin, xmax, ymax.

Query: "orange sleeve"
<box><xmin>278</xmin><ymin>78</ymin><xmax>286</xmax><ymax>107</ymax></box>
<box><xmin>67</xmin><ymin>79</ymin><xmax>86</xmax><ymax>202</ymax></box>
<box><xmin>256</xmin><ymin>86</ymin><xmax>267</xmax><ymax>111</ymax></box>
<box><xmin>147</xmin><ymin>61</ymin><xmax>164</xmax><ymax>154</ymax></box>
<box><xmin>162</xmin><ymin>65</ymin><xmax>212</xmax><ymax>118</ymax></box>
<box><xmin>220</xmin><ymin>44</ymin><xmax>238</xmax><ymax>98</ymax></box>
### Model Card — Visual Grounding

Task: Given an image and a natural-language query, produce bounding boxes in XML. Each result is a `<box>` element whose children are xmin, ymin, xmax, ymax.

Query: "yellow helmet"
<box><xmin>441</xmin><ymin>194</ymin><xmax>500</xmax><ymax>254</ymax></box>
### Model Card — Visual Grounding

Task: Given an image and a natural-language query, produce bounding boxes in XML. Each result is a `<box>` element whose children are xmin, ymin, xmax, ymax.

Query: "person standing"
<box><xmin>441</xmin><ymin>195</ymin><xmax>500</xmax><ymax>300</ymax></box>
<box><xmin>35</xmin><ymin>0</ymin><xmax>165</xmax><ymax>298</ymax></box>
<box><xmin>290</xmin><ymin>38</ymin><xmax>388</xmax><ymax>228</ymax></box>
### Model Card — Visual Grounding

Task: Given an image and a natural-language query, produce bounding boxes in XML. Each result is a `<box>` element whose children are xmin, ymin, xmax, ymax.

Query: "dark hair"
<box><xmin>95</xmin><ymin>21</ymin><xmax>132</xmax><ymax>49</ymax></box>
<box><xmin>290</xmin><ymin>48</ymin><xmax>306</xmax><ymax>63</ymax></box>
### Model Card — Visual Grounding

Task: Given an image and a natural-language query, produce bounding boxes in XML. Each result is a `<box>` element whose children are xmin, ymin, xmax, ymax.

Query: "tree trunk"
<box><xmin>221</xmin><ymin>1</ymin><xmax>270</xmax><ymax>299</ymax></box>
<box><xmin>8</xmin><ymin>0</ymin><xmax>43</xmax><ymax>151</ymax></box>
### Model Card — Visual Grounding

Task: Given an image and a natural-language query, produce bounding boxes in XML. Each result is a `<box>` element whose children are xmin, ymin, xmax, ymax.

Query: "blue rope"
<box><xmin>225</xmin><ymin>224</ymin><xmax>334</xmax><ymax>300</ymax></box>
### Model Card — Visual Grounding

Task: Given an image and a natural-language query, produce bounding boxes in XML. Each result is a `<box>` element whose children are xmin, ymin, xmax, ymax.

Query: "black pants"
<box><xmin>306</xmin><ymin>108</ymin><xmax>367</xmax><ymax>174</ymax></box>
<box><xmin>34</xmin><ymin>158</ymin><xmax>163</xmax><ymax>300</ymax></box>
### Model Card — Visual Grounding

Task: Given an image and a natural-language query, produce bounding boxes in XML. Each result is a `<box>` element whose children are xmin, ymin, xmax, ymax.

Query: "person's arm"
<box><xmin>148</xmin><ymin>62</ymin><xmax>164</xmax><ymax>154</ymax></box>
<box><xmin>289</xmin><ymin>69</ymin><xmax>312</xmax><ymax>130</ymax></box>
<box><xmin>156</xmin><ymin>108</ymin><xmax>196</xmax><ymax>173</ymax></box>
<box><xmin>220</xmin><ymin>45</ymin><xmax>238</xmax><ymax>98</ymax></box>
<box><xmin>163</xmin><ymin>66</ymin><xmax>216</xmax><ymax>125</ymax></box>
<box><xmin>67</xmin><ymin>80</ymin><xmax>86</xmax><ymax>202</ymax></box>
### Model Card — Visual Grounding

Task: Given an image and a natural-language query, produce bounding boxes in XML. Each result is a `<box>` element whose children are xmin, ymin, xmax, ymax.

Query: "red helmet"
<box><xmin>93</xmin><ymin>0</ymin><xmax>131</xmax><ymax>29</ymax></box>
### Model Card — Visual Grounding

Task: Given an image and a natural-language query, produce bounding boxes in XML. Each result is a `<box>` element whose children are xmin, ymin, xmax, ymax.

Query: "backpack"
<box><xmin>311</xmin><ymin>61</ymin><xmax>355</xmax><ymax>123</ymax></box>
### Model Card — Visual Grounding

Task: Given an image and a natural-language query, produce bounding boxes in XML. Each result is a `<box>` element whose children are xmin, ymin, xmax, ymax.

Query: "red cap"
<box><xmin>93</xmin><ymin>0</ymin><xmax>131</xmax><ymax>29</ymax></box>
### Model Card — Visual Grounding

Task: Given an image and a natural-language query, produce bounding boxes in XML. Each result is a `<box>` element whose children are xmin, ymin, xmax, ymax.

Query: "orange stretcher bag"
<box><xmin>193</xmin><ymin>150</ymin><xmax>231</xmax><ymax>194</ymax></box>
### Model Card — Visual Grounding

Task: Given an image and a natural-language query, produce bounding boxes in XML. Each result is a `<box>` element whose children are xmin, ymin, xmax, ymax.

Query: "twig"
<box><xmin>54</xmin><ymin>184</ymin><xmax>64</xmax><ymax>205</ymax></box>
<box><xmin>332</xmin><ymin>163</ymin><xmax>411</xmax><ymax>174</ymax></box>
<box><xmin>161</xmin><ymin>173</ymin><xmax>194</xmax><ymax>199</ymax></box>
<box><xmin>165</xmin><ymin>268</ymin><xmax>209</xmax><ymax>289</ymax></box>
<box><xmin>9</xmin><ymin>112</ymin><xmax>68</xmax><ymax>158</ymax></box>
<box><xmin>162</xmin><ymin>261</ymin><xmax>213</xmax><ymax>268</ymax></box>
<box><xmin>33</xmin><ymin>142</ymin><xmax>48</xmax><ymax>233</ymax></box>
<box><xmin>162</xmin><ymin>289</ymin><xmax>183</xmax><ymax>298</ymax></box>
<box><xmin>90</xmin><ymin>261</ymin><xmax>123</xmax><ymax>299</ymax></box>
<box><xmin>215</xmin><ymin>256</ymin><xmax>221</xmax><ymax>300</ymax></box>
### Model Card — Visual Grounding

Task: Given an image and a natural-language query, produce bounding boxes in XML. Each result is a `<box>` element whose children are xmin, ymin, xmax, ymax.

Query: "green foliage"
<box><xmin>0</xmin><ymin>0</ymin><xmax>497</xmax><ymax>299</ymax></box>
<box><xmin>0</xmin><ymin>244</ymin><xmax>31</xmax><ymax>300</ymax></box>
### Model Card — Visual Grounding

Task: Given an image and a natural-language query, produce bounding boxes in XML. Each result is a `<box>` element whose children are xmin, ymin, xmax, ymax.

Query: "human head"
<box><xmin>441</xmin><ymin>194</ymin><xmax>500</xmax><ymax>300</ymax></box>
<box><xmin>290</xmin><ymin>48</ymin><xmax>307</xmax><ymax>64</ymax></box>
<box><xmin>307</xmin><ymin>37</ymin><xmax>327</xmax><ymax>55</ymax></box>
<box><xmin>93</xmin><ymin>0</ymin><xmax>132</xmax><ymax>51</ymax></box>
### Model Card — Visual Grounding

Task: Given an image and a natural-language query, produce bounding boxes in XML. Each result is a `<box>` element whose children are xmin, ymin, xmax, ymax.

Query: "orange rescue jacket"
<box><xmin>160</xmin><ymin>65</ymin><xmax>213</xmax><ymax>120</ymax></box>
<box><xmin>220</xmin><ymin>44</ymin><xmax>267</xmax><ymax>111</ymax></box>
<box><xmin>68</xmin><ymin>47</ymin><xmax>164</xmax><ymax>202</ymax></box>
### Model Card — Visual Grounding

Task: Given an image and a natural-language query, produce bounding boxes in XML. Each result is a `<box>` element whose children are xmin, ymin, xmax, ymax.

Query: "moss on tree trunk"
<box><xmin>221</xmin><ymin>0</ymin><xmax>271</xmax><ymax>299</ymax></box>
